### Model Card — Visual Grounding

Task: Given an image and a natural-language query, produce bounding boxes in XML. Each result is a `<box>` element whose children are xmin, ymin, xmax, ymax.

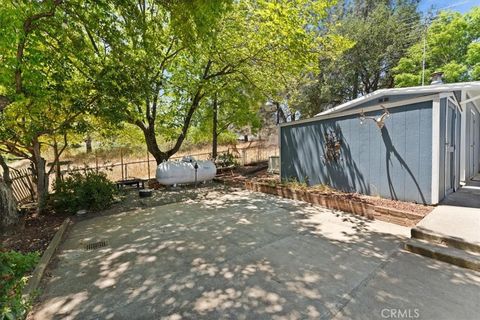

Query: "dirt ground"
<box><xmin>1</xmin><ymin>214</ymin><xmax>66</xmax><ymax>254</ymax></box>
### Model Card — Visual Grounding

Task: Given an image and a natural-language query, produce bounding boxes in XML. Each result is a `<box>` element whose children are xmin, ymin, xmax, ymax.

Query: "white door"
<box><xmin>470</xmin><ymin>112</ymin><xmax>476</xmax><ymax>178</ymax></box>
<box><xmin>445</xmin><ymin>105</ymin><xmax>456</xmax><ymax>195</ymax></box>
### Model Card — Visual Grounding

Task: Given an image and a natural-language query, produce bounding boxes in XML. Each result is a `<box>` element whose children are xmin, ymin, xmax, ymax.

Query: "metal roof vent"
<box><xmin>431</xmin><ymin>72</ymin><xmax>444</xmax><ymax>85</ymax></box>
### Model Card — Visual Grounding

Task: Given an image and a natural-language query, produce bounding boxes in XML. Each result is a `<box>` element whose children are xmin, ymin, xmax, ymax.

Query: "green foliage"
<box><xmin>216</xmin><ymin>151</ymin><xmax>239</xmax><ymax>168</ymax></box>
<box><xmin>50</xmin><ymin>171</ymin><xmax>116</xmax><ymax>214</ymax></box>
<box><xmin>394</xmin><ymin>7</ymin><xmax>480</xmax><ymax>86</ymax></box>
<box><xmin>281</xmin><ymin>177</ymin><xmax>309</xmax><ymax>190</ymax></box>
<box><xmin>56</xmin><ymin>0</ymin><xmax>348</xmax><ymax>162</ymax></box>
<box><xmin>292</xmin><ymin>0</ymin><xmax>421</xmax><ymax>117</ymax></box>
<box><xmin>0</xmin><ymin>250</ymin><xmax>39</xmax><ymax>320</ymax></box>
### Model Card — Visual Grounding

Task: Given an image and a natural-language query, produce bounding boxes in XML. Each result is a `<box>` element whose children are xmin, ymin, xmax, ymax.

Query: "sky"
<box><xmin>419</xmin><ymin>0</ymin><xmax>479</xmax><ymax>13</ymax></box>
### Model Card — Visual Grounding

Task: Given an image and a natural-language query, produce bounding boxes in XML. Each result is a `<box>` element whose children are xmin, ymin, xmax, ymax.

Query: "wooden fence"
<box><xmin>9</xmin><ymin>145</ymin><xmax>278</xmax><ymax>204</ymax></box>
<box><xmin>10</xmin><ymin>168</ymin><xmax>36</xmax><ymax>204</ymax></box>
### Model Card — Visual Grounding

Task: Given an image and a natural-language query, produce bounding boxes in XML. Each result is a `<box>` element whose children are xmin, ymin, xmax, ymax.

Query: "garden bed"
<box><xmin>1</xmin><ymin>214</ymin><xmax>67</xmax><ymax>255</ymax></box>
<box><xmin>215</xmin><ymin>167</ymin><xmax>433</xmax><ymax>227</ymax></box>
<box><xmin>244</xmin><ymin>179</ymin><xmax>432</xmax><ymax>227</ymax></box>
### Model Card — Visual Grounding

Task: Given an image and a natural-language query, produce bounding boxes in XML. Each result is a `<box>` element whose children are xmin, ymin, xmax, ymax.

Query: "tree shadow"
<box><xmin>380</xmin><ymin>127</ymin><xmax>426</xmax><ymax>204</ymax></box>
<box><xmin>321</xmin><ymin>123</ymin><xmax>370</xmax><ymax>195</ymax></box>
<box><xmin>30</xmin><ymin>188</ymin><xmax>479</xmax><ymax>320</ymax></box>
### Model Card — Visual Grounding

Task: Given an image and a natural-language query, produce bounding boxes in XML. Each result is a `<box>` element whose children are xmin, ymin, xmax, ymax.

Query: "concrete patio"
<box><xmin>30</xmin><ymin>188</ymin><xmax>480</xmax><ymax>320</ymax></box>
<box><xmin>415</xmin><ymin>177</ymin><xmax>480</xmax><ymax>248</ymax></box>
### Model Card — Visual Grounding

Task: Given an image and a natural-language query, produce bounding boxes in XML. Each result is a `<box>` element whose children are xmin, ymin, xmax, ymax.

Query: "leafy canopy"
<box><xmin>394</xmin><ymin>7</ymin><xmax>480</xmax><ymax>86</ymax></box>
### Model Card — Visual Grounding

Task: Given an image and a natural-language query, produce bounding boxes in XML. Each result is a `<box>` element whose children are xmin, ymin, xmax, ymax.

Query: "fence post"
<box><xmin>242</xmin><ymin>149</ymin><xmax>247</xmax><ymax>166</ymax></box>
<box><xmin>95</xmin><ymin>151</ymin><xmax>99</xmax><ymax>173</ymax></box>
<box><xmin>147</xmin><ymin>149</ymin><xmax>150</xmax><ymax>181</ymax></box>
<box><xmin>120</xmin><ymin>148</ymin><xmax>124</xmax><ymax>181</ymax></box>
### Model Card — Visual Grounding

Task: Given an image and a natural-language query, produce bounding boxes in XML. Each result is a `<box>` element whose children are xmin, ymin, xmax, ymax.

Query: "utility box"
<box><xmin>268</xmin><ymin>156</ymin><xmax>280</xmax><ymax>174</ymax></box>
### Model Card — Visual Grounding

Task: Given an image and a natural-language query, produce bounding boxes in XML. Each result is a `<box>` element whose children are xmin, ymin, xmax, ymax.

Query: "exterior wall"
<box><xmin>465</xmin><ymin>101</ymin><xmax>480</xmax><ymax>179</ymax></box>
<box><xmin>438</xmin><ymin>97</ymin><xmax>462</xmax><ymax>201</ymax></box>
<box><xmin>280</xmin><ymin>101</ymin><xmax>433</xmax><ymax>204</ymax></box>
<box><xmin>456</xmin><ymin>102</ymin><xmax>462</xmax><ymax>190</ymax></box>
<box><xmin>439</xmin><ymin>98</ymin><xmax>446</xmax><ymax>197</ymax></box>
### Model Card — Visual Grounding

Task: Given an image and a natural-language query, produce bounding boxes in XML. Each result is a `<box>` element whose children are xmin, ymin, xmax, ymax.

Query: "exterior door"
<box><xmin>470</xmin><ymin>112</ymin><xmax>476</xmax><ymax>178</ymax></box>
<box><xmin>445</xmin><ymin>104</ymin><xmax>456</xmax><ymax>195</ymax></box>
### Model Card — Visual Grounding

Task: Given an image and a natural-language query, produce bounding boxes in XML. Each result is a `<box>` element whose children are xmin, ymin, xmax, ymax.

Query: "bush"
<box><xmin>0</xmin><ymin>250</ymin><xmax>39</xmax><ymax>320</ymax></box>
<box><xmin>216</xmin><ymin>152</ymin><xmax>238</xmax><ymax>168</ymax></box>
<box><xmin>50</xmin><ymin>171</ymin><xmax>117</xmax><ymax>214</ymax></box>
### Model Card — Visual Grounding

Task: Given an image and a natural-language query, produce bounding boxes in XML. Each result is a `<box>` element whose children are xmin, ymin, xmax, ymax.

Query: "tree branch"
<box><xmin>16</xmin><ymin>0</ymin><xmax>63</xmax><ymax>94</ymax></box>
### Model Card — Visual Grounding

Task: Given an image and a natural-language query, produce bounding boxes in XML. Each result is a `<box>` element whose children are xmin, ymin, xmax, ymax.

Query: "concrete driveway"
<box><xmin>31</xmin><ymin>188</ymin><xmax>480</xmax><ymax>320</ymax></box>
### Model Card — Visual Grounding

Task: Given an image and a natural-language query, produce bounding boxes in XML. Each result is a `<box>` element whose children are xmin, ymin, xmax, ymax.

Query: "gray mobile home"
<box><xmin>280</xmin><ymin>81</ymin><xmax>480</xmax><ymax>204</ymax></box>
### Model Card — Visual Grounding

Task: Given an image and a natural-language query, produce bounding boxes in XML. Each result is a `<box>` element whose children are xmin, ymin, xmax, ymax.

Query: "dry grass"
<box><xmin>61</xmin><ymin>141</ymin><xmax>279</xmax><ymax>182</ymax></box>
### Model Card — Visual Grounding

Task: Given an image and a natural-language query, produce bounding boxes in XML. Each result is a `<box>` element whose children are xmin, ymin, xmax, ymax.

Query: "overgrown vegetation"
<box><xmin>216</xmin><ymin>152</ymin><xmax>239</xmax><ymax>168</ymax></box>
<box><xmin>49</xmin><ymin>171</ymin><xmax>116</xmax><ymax>214</ymax></box>
<box><xmin>0</xmin><ymin>0</ymin><xmax>478</xmax><ymax>225</ymax></box>
<box><xmin>0</xmin><ymin>250</ymin><xmax>39</xmax><ymax>320</ymax></box>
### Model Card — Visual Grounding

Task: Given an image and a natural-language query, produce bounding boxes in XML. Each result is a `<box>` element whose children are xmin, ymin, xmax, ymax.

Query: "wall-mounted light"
<box><xmin>359</xmin><ymin>105</ymin><xmax>390</xmax><ymax>129</ymax></box>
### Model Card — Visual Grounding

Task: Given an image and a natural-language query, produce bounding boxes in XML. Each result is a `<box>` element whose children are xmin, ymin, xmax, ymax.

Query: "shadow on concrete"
<box><xmin>440</xmin><ymin>176</ymin><xmax>480</xmax><ymax>208</ymax></box>
<box><xmin>31</xmin><ymin>188</ymin><xmax>480</xmax><ymax>320</ymax></box>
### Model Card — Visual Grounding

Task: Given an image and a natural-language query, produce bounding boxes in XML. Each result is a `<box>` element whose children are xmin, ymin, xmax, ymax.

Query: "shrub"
<box><xmin>216</xmin><ymin>152</ymin><xmax>238</xmax><ymax>168</ymax></box>
<box><xmin>0</xmin><ymin>250</ymin><xmax>39</xmax><ymax>320</ymax></box>
<box><xmin>50</xmin><ymin>171</ymin><xmax>117</xmax><ymax>214</ymax></box>
<box><xmin>281</xmin><ymin>177</ymin><xmax>308</xmax><ymax>190</ymax></box>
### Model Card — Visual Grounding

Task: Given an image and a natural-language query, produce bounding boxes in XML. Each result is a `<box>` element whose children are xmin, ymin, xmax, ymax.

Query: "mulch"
<box><xmin>217</xmin><ymin>166</ymin><xmax>434</xmax><ymax>217</ymax></box>
<box><xmin>1</xmin><ymin>213</ymin><xmax>67</xmax><ymax>255</ymax></box>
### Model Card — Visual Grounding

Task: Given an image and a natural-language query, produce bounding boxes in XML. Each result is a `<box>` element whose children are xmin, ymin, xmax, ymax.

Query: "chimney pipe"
<box><xmin>431</xmin><ymin>71</ymin><xmax>444</xmax><ymax>85</ymax></box>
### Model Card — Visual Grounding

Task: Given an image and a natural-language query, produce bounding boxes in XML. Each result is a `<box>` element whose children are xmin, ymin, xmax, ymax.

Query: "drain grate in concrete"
<box><xmin>85</xmin><ymin>240</ymin><xmax>108</xmax><ymax>251</ymax></box>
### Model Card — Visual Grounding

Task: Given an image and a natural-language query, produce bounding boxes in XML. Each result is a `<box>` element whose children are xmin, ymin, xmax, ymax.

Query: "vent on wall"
<box><xmin>85</xmin><ymin>240</ymin><xmax>108</xmax><ymax>251</ymax></box>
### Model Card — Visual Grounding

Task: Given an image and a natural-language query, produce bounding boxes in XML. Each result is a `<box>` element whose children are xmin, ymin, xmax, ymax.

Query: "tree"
<box><xmin>394</xmin><ymin>7</ymin><xmax>480</xmax><ymax>86</ymax></box>
<box><xmin>0</xmin><ymin>153</ymin><xmax>17</xmax><ymax>230</ymax></box>
<box><xmin>191</xmin><ymin>80</ymin><xmax>262</xmax><ymax>158</ymax></box>
<box><xmin>291</xmin><ymin>0</ymin><xmax>421</xmax><ymax>117</ymax></box>
<box><xmin>62</xmin><ymin>0</ymin><xmax>347</xmax><ymax>164</ymax></box>
<box><xmin>0</xmin><ymin>0</ymin><xmax>95</xmax><ymax>212</ymax></box>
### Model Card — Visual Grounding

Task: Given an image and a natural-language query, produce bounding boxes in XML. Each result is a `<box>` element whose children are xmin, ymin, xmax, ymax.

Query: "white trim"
<box><xmin>460</xmin><ymin>90</ymin><xmax>467</xmax><ymax>183</ymax></box>
<box><xmin>431</xmin><ymin>96</ymin><xmax>441</xmax><ymax>204</ymax></box>
<box><xmin>315</xmin><ymin>81</ymin><xmax>480</xmax><ymax>117</ymax></box>
<box><xmin>444</xmin><ymin>101</ymin><xmax>456</xmax><ymax>196</ymax></box>
<box><xmin>448</xmin><ymin>97</ymin><xmax>461</xmax><ymax>111</ymax></box>
<box><xmin>280</xmin><ymin>94</ymin><xmax>437</xmax><ymax>128</ymax></box>
<box><xmin>439</xmin><ymin>91</ymin><xmax>463</xmax><ymax>112</ymax></box>
<box><xmin>460</xmin><ymin>93</ymin><xmax>480</xmax><ymax>106</ymax></box>
<box><xmin>469</xmin><ymin>109</ymin><xmax>477</xmax><ymax>179</ymax></box>
<box><xmin>468</xmin><ymin>95</ymin><xmax>480</xmax><ymax>113</ymax></box>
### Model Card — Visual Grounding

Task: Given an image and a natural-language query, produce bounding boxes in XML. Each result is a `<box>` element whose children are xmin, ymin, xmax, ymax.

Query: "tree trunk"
<box><xmin>0</xmin><ymin>154</ymin><xmax>18</xmax><ymax>230</ymax></box>
<box><xmin>143</xmin><ymin>127</ymin><xmax>168</xmax><ymax>165</ymax></box>
<box><xmin>352</xmin><ymin>72</ymin><xmax>359</xmax><ymax>100</ymax></box>
<box><xmin>212</xmin><ymin>94</ymin><xmax>218</xmax><ymax>160</ymax></box>
<box><xmin>32</xmin><ymin>137</ymin><xmax>48</xmax><ymax>214</ymax></box>
<box><xmin>53</xmin><ymin>139</ymin><xmax>62</xmax><ymax>184</ymax></box>
<box><xmin>85</xmin><ymin>136</ymin><xmax>92</xmax><ymax>153</ymax></box>
<box><xmin>275</xmin><ymin>101</ymin><xmax>280</xmax><ymax>125</ymax></box>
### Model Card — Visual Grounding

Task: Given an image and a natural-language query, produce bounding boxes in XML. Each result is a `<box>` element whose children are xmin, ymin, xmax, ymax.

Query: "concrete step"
<box><xmin>411</xmin><ymin>226</ymin><xmax>480</xmax><ymax>254</ymax></box>
<box><xmin>404</xmin><ymin>239</ymin><xmax>480</xmax><ymax>271</ymax></box>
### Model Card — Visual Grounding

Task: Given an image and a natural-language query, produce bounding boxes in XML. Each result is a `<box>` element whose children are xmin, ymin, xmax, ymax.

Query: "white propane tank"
<box><xmin>156</xmin><ymin>157</ymin><xmax>217</xmax><ymax>186</ymax></box>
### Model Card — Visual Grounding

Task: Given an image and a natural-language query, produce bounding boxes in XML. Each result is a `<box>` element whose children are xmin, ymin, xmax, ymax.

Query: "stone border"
<box><xmin>23</xmin><ymin>217</ymin><xmax>72</xmax><ymax>298</ymax></box>
<box><xmin>245</xmin><ymin>181</ymin><xmax>423</xmax><ymax>227</ymax></box>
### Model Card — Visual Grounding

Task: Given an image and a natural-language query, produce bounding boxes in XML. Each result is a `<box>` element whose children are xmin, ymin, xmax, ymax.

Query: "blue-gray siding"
<box><xmin>280</xmin><ymin>101</ymin><xmax>433</xmax><ymax>204</ymax></box>
<box><xmin>439</xmin><ymin>97</ymin><xmax>446</xmax><ymax>198</ymax></box>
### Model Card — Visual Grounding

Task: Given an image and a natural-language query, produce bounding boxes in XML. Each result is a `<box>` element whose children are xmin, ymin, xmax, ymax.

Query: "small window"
<box><xmin>378</xmin><ymin>97</ymin><xmax>389</xmax><ymax>103</ymax></box>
